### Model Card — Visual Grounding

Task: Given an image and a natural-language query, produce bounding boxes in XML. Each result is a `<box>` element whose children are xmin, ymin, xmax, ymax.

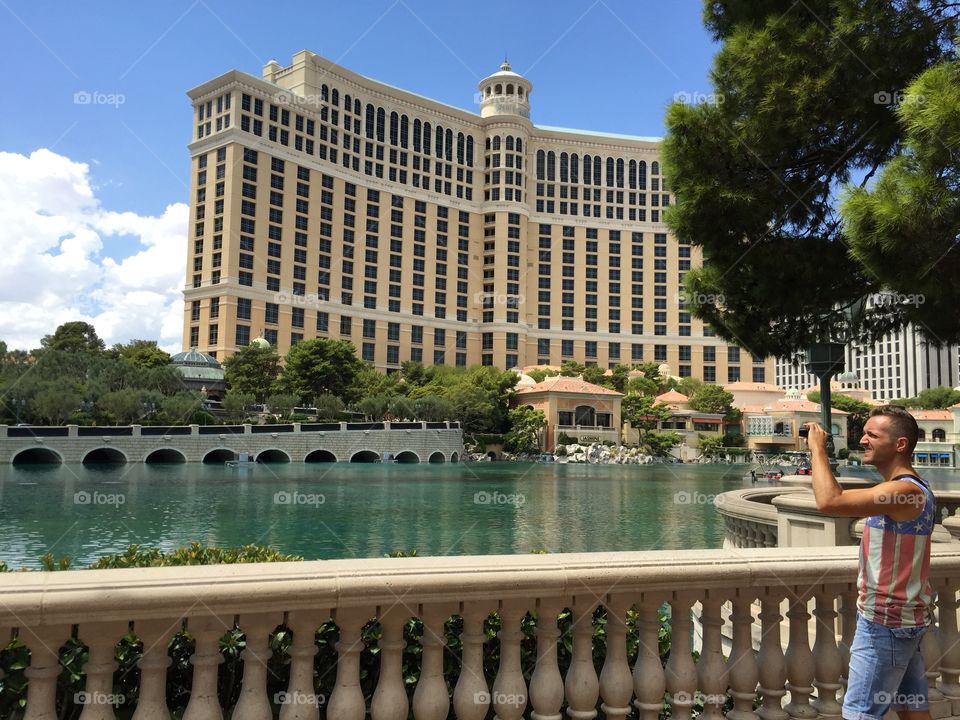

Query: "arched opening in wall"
<box><xmin>495</xmin><ymin>83</ymin><xmax>502</xmax><ymax>94</ymax></box>
<box><xmin>202</xmin><ymin>448</ymin><xmax>235</xmax><ymax>464</ymax></box>
<box><xmin>11</xmin><ymin>448</ymin><xmax>62</xmax><ymax>465</ymax></box>
<box><xmin>506</xmin><ymin>83</ymin><xmax>514</xmax><ymax>94</ymax></box>
<box><xmin>256</xmin><ymin>449</ymin><xmax>291</xmax><ymax>463</ymax></box>
<box><xmin>428</xmin><ymin>451</ymin><xmax>446</xmax><ymax>464</ymax></box>
<box><xmin>450</xmin><ymin>452</ymin><xmax>459</xmax><ymax>463</ymax></box>
<box><xmin>305</xmin><ymin>449</ymin><xmax>337</xmax><ymax>463</ymax></box>
<box><xmin>82</xmin><ymin>448</ymin><xmax>127</xmax><ymax>465</ymax></box>
<box><xmin>351</xmin><ymin>450</ymin><xmax>380</xmax><ymax>463</ymax></box>
<box><xmin>395</xmin><ymin>451</ymin><xmax>420</xmax><ymax>464</ymax></box>
<box><xmin>918</xmin><ymin>429</ymin><xmax>927</xmax><ymax>441</ymax></box>
<box><xmin>933</xmin><ymin>428</ymin><xmax>947</xmax><ymax>442</ymax></box>
<box><xmin>145</xmin><ymin>448</ymin><xmax>187</xmax><ymax>464</ymax></box>
<box><xmin>486</xmin><ymin>451</ymin><xmax>498</xmax><ymax>461</ymax></box>
<box><xmin>574</xmin><ymin>405</ymin><xmax>597</xmax><ymax>427</ymax></box>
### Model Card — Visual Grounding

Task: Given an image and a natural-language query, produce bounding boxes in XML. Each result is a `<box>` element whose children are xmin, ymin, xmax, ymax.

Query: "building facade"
<box><xmin>184</xmin><ymin>50</ymin><xmax>775</xmax><ymax>380</ymax></box>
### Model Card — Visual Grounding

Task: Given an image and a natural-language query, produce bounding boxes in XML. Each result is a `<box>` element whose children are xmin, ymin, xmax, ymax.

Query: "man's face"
<box><xmin>860</xmin><ymin>415</ymin><xmax>904</xmax><ymax>466</ymax></box>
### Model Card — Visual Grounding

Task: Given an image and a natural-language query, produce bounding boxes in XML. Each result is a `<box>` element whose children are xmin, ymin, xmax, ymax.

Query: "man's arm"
<box><xmin>806</xmin><ymin>422</ymin><xmax>925</xmax><ymax>521</ymax></box>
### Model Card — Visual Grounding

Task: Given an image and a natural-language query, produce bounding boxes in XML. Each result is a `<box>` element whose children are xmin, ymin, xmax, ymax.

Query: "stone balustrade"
<box><xmin>5</xmin><ymin>547</ymin><xmax>960</xmax><ymax>719</ymax></box>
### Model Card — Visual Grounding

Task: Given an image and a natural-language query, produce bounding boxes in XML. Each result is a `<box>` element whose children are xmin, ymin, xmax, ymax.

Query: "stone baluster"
<box><xmin>837</xmin><ymin>589</ymin><xmax>857</xmax><ymax>694</ymax></box>
<box><xmin>412</xmin><ymin>603</ymin><xmax>456</xmax><ymax>720</ymax></box>
<box><xmin>280</xmin><ymin>610</ymin><xmax>326</xmax><ymax>720</ymax></box>
<box><xmin>727</xmin><ymin>590</ymin><xmax>759</xmax><ymax>720</ymax></box>
<box><xmin>371</xmin><ymin>607</ymin><xmax>409</xmax><ymax>720</ymax></box>
<box><xmin>182</xmin><ymin>616</ymin><xmax>229</xmax><ymax>720</ymax></box>
<box><xmin>599</xmin><ymin>594</ymin><xmax>634</xmax><ymax>720</ymax></box>
<box><xmin>22</xmin><ymin>624</ymin><xmax>72</xmax><ymax>720</ymax></box>
<box><xmin>132</xmin><ymin>619</ymin><xmax>178</xmax><ymax>720</ymax></box>
<box><xmin>697</xmin><ymin>593</ymin><xmax>728</xmax><ymax>720</ymax></box>
<box><xmin>453</xmin><ymin>601</ymin><xmax>492</xmax><ymax>720</ymax></box>
<box><xmin>784</xmin><ymin>594</ymin><xmax>816</xmax><ymax>719</ymax></box>
<box><xmin>565</xmin><ymin>597</ymin><xmax>600</xmax><ymax>720</ymax></box>
<box><xmin>528</xmin><ymin>598</ymin><xmax>564</xmax><ymax>720</ymax></box>
<box><xmin>232</xmin><ymin>614</ymin><xmax>280</xmax><ymax>720</ymax></box>
<box><xmin>756</xmin><ymin>592</ymin><xmax>787</xmax><ymax>720</ymax></box>
<box><xmin>665</xmin><ymin>592</ymin><xmax>697</xmax><ymax>720</ymax></box>
<box><xmin>633</xmin><ymin>597</ymin><xmax>666</xmax><ymax>720</ymax></box>
<box><xmin>810</xmin><ymin>590</ymin><xmax>842</xmax><ymax>718</ymax></box>
<box><xmin>921</xmin><ymin>623</ymin><xmax>945</xmax><ymax>710</ymax></box>
<box><xmin>936</xmin><ymin>583</ymin><xmax>960</xmax><ymax>701</ymax></box>
<box><xmin>77</xmin><ymin>621</ymin><xmax>128</xmax><ymax>720</ymax></box>
<box><xmin>327</xmin><ymin>607</ymin><xmax>372</xmax><ymax>720</ymax></box>
<box><xmin>492</xmin><ymin>600</ymin><xmax>529</xmax><ymax>720</ymax></box>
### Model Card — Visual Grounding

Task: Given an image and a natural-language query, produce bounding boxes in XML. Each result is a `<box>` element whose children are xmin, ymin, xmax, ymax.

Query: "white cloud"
<box><xmin>0</xmin><ymin>149</ymin><xmax>187</xmax><ymax>353</ymax></box>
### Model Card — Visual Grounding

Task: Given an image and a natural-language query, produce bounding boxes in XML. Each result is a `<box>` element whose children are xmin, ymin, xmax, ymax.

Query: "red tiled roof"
<box><xmin>515</xmin><ymin>375</ymin><xmax>623</xmax><ymax>396</ymax></box>
<box><xmin>911</xmin><ymin>410</ymin><xmax>953</xmax><ymax>421</ymax></box>
<box><xmin>656</xmin><ymin>389</ymin><xmax>689</xmax><ymax>404</ymax></box>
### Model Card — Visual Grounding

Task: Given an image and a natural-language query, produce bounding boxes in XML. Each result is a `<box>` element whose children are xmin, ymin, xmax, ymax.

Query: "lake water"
<box><xmin>1</xmin><ymin>462</ymin><xmax>958</xmax><ymax>569</ymax></box>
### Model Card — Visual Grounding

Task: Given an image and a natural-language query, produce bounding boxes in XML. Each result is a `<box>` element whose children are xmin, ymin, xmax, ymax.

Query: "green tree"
<box><xmin>413</xmin><ymin>395</ymin><xmax>454</xmax><ymax>422</ymax></box>
<box><xmin>526</xmin><ymin>368</ymin><xmax>558</xmax><ymax>383</ymax></box>
<box><xmin>265</xmin><ymin>393</ymin><xmax>299</xmax><ymax>420</ymax></box>
<box><xmin>559</xmin><ymin>360</ymin><xmax>585</xmax><ymax>377</ymax></box>
<box><xmin>159</xmin><ymin>392</ymin><xmax>203</xmax><ymax>425</ymax></box>
<box><xmin>901</xmin><ymin>386</ymin><xmax>960</xmax><ymax>410</ymax></box>
<box><xmin>40</xmin><ymin>321</ymin><xmax>105</xmax><ymax>354</ymax></box>
<box><xmin>842</xmin><ymin>56</ymin><xmax>960</xmax><ymax>344</ymax></box>
<box><xmin>606</xmin><ymin>364</ymin><xmax>632</xmax><ymax>393</ymax></box>
<box><xmin>387</xmin><ymin>396</ymin><xmax>415</xmax><ymax>421</ymax></box>
<box><xmin>283</xmin><ymin>339</ymin><xmax>365</xmax><ymax>402</ymax></box>
<box><xmin>223</xmin><ymin>345</ymin><xmax>281</xmax><ymax>403</ymax></box>
<box><xmin>505</xmin><ymin>406</ymin><xmax>547</xmax><ymax>453</ymax></box>
<box><xmin>355</xmin><ymin>395</ymin><xmax>390</xmax><ymax>421</ymax></box>
<box><xmin>314</xmin><ymin>393</ymin><xmax>346</xmax><ymax>421</ymax></box>
<box><xmin>32</xmin><ymin>384</ymin><xmax>80</xmax><ymax>425</ymax></box>
<box><xmin>662</xmin><ymin>3</ymin><xmax>959</xmax><ymax>356</ymax></box>
<box><xmin>222</xmin><ymin>391</ymin><xmax>255</xmax><ymax>423</ymax></box>
<box><xmin>677</xmin><ymin>377</ymin><xmax>704</xmax><ymax>398</ymax></box>
<box><xmin>644</xmin><ymin>431</ymin><xmax>683</xmax><ymax>458</ymax></box>
<box><xmin>99</xmin><ymin>389</ymin><xmax>150</xmax><ymax>424</ymax></box>
<box><xmin>621</xmin><ymin>394</ymin><xmax>674</xmax><ymax>453</ymax></box>
<box><xmin>110</xmin><ymin>340</ymin><xmax>171</xmax><ymax>369</ymax></box>
<box><xmin>698</xmin><ymin>434</ymin><xmax>726</xmax><ymax>457</ymax></box>
<box><xmin>581</xmin><ymin>365</ymin><xmax>607</xmax><ymax>386</ymax></box>
<box><xmin>688</xmin><ymin>385</ymin><xmax>735</xmax><ymax>416</ymax></box>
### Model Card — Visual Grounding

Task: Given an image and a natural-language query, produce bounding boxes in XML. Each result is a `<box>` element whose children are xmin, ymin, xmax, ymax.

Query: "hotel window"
<box><xmin>362</xmin><ymin>343</ymin><xmax>375</xmax><ymax>362</ymax></box>
<box><xmin>561</xmin><ymin>339</ymin><xmax>574</xmax><ymax>357</ymax></box>
<box><xmin>340</xmin><ymin>316</ymin><xmax>352</xmax><ymax>336</ymax></box>
<box><xmin>728</xmin><ymin>367</ymin><xmax>741</xmax><ymax>382</ymax></box>
<box><xmin>728</xmin><ymin>347</ymin><xmax>740</xmax><ymax>363</ymax></box>
<box><xmin>654</xmin><ymin>345</ymin><xmax>667</xmax><ymax>362</ymax></box>
<box><xmin>753</xmin><ymin>367</ymin><xmax>766</xmax><ymax>383</ymax></box>
<box><xmin>632</xmin><ymin>344</ymin><xmax>643</xmax><ymax>361</ymax></box>
<box><xmin>235</xmin><ymin>325</ymin><xmax>250</xmax><ymax>346</ymax></box>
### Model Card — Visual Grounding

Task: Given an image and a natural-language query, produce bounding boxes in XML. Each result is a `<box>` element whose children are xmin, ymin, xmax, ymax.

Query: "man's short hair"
<box><xmin>870</xmin><ymin>405</ymin><xmax>919</xmax><ymax>455</ymax></box>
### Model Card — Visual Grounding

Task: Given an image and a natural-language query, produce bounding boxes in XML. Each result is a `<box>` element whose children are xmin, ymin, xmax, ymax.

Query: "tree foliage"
<box><xmin>282</xmin><ymin>338</ymin><xmax>365</xmax><ymax>403</ymax></box>
<box><xmin>109</xmin><ymin>340</ymin><xmax>171</xmax><ymax>369</ymax></box>
<box><xmin>223</xmin><ymin>345</ymin><xmax>281</xmax><ymax>403</ymax></box>
<box><xmin>505</xmin><ymin>406</ymin><xmax>547</xmax><ymax>453</ymax></box>
<box><xmin>900</xmin><ymin>386</ymin><xmax>960</xmax><ymax>409</ymax></box>
<box><xmin>663</xmin><ymin>2</ymin><xmax>958</xmax><ymax>356</ymax></box>
<box><xmin>687</xmin><ymin>385</ymin><xmax>735</xmax><ymax>415</ymax></box>
<box><xmin>40</xmin><ymin>321</ymin><xmax>105</xmax><ymax>354</ymax></box>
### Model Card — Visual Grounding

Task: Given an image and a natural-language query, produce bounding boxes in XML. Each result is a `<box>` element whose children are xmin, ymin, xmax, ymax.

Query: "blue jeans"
<box><xmin>843</xmin><ymin>613</ymin><xmax>929</xmax><ymax>720</ymax></box>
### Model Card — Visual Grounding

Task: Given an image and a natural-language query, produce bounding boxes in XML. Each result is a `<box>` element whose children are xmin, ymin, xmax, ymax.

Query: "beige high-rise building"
<box><xmin>184</xmin><ymin>50</ymin><xmax>774</xmax><ymax>383</ymax></box>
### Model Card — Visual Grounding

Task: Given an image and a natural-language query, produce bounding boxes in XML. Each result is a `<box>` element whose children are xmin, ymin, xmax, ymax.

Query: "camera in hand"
<box><xmin>798</xmin><ymin>425</ymin><xmax>810</xmax><ymax>439</ymax></box>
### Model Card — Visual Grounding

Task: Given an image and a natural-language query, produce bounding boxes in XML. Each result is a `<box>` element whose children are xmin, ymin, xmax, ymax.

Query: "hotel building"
<box><xmin>183</xmin><ymin>50</ymin><xmax>775</xmax><ymax>382</ymax></box>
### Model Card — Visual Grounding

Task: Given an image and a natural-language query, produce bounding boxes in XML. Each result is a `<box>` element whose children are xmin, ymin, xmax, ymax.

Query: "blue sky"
<box><xmin>0</xmin><ymin>0</ymin><xmax>719</xmax><ymax>350</ymax></box>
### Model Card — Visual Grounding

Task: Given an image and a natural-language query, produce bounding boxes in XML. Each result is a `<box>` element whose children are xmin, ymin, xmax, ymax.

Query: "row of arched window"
<box><xmin>535</xmin><ymin>151</ymin><xmax>660</xmax><ymax>188</ymax></box>
<box><xmin>486</xmin><ymin>135</ymin><xmax>524</xmax><ymax>153</ymax></box>
<box><xmin>918</xmin><ymin>428</ymin><xmax>947</xmax><ymax>441</ymax></box>
<box><xmin>319</xmin><ymin>84</ymin><xmax>475</xmax><ymax>167</ymax></box>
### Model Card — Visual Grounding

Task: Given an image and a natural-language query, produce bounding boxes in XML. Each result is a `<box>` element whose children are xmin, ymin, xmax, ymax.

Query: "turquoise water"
<box><xmin>1</xmin><ymin>463</ymin><xmax>957</xmax><ymax>569</ymax></box>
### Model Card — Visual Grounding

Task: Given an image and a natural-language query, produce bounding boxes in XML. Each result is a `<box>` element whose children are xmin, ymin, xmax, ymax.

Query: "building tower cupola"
<box><xmin>478</xmin><ymin>59</ymin><xmax>532</xmax><ymax>120</ymax></box>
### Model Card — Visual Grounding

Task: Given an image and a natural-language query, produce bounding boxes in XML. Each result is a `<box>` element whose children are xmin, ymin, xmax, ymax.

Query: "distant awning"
<box><xmin>941</xmin><ymin>453</ymin><xmax>952</xmax><ymax>461</ymax></box>
<box><xmin>916</xmin><ymin>453</ymin><xmax>929</xmax><ymax>460</ymax></box>
<box><xmin>693</xmin><ymin>418</ymin><xmax>720</xmax><ymax>424</ymax></box>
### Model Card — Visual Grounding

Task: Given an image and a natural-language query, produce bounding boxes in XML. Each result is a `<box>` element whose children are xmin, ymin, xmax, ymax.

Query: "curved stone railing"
<box><xmin>718</xmin><ymin>482</ymin><xmax>960</xmax><ymax>548</ymax></box>
<box><xmin>5</xmin><ymin>548</ymin><xmax>960</xmax><ymax>719</ymax></box>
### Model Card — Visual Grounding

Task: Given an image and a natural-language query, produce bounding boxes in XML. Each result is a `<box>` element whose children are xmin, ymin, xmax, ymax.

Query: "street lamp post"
<box><xmin>804</xmin><ymin>343</ymin><xmax>846</xmax><ymax>461</ymax></box>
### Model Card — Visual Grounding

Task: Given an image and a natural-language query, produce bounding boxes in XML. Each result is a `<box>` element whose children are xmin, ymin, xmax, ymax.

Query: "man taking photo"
<box><xmin>805</xmin><ymin>405</ymin><xmax>935</xmax><ymax>720</ymax></box>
